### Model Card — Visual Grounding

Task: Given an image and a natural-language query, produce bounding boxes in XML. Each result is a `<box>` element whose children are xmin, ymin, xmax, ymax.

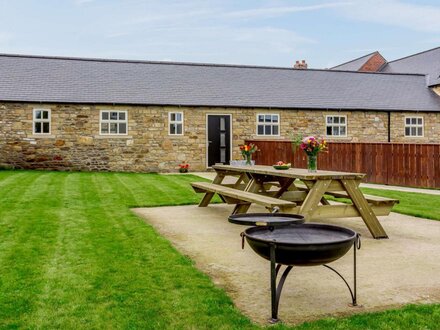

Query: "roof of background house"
<box><xmin>379</xmin><ymin>47</ymin><xmax>440</xmax><ymax>87</ymax></box>
<box><xmin>330</xmin><ymin>52</ymin><xmax>380</xmax><ymax>71</ymax></box>
<box><xmin>0</xmin><ymin>53</ymin><xmax>439</xmax><ymax>112</ymax></box>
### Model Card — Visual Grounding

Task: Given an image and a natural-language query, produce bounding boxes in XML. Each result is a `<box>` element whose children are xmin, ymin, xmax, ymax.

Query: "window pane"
<box><xmin>334</xmin><ymin>117</ymin><xmax>340</xmax><ymax>124</ymax></box>
<box><xmin>110</xmin><ymin>112</ymin><xmax>118</xmax><ymax>120</ymax></box>
<box><xmin>411</xmin><ymin>127</ymin><xmax>416</xmax><ymax>136</ymax></box>
<box><xmin>43</xmin><ymin>122</ymin><xmax>50</xmax><ymax>133</ymax></box>
<box><xmin>272</xmin><ymin>115</ymin><xmax>278</xmax><ymax>123</ymax></box>
<box><xmin>220</xmin><ymin>133</ymin><xmax>225</xmax><ymax>147</ymax></box>
<box><xmin>42</xmin><ymin>111</ymin><xmax>49</xmax><ymax>119</ymax></box>
<box><xmin>170</xmin><ymin>123</ymin><xmax>176</xmax><ymax>134</ymax></box>
<box><xmin>417</xmin><ymin>127</ymin><xmax>423</xmax><ymax>136</ymax></box>
<box><xmin>327</xmin><ymin>126</ymin><xmax>332</xmax><ymax>135</ymax></box>
<box><xmin>340</xmin><ymin>117</ymin><xmax>345</xmax><ymax>124</ymax></box>
<box><xmin>264</xmin><ymin>125</ymin><xmax>271</xmax><ymax>135</ymax></box>
<box><xmin>102</xmin><ymin>112</ymin><xmax>109</xmax><ymax>120</ymax></box>
<box><xmin>176</xmin><ymin>123</ymin><xmax>182</xmax><ymax>134</ymax></box>
<box><xmin>110</xmin><ymin>123</ymin><xmax>118</xmax><ymax>134</ymax></box>
<box><xmin>101</xmin><ymin>123</ymin><xmax>109</xmax><ymax>133</ymax></box>
<box><xmin>411</xmin><ymin>118</ymin><xmax>417</xmax><ymax>125</ymax></box>
<box><xmin>405</xmin><ymin>127</ymin><xmax>410</xmax><ymax>136</ymax></box>
<box><xmin>119</xmin><ymin>123</ymin><xmax>127</xmax><ymax>134</ymax></box>
<box><xmin>170</xmin><ymin>113</ymin><xmax>176</xmax><ymax>121</ymax></box>
<box><xmin>340</xmin><ymin>126</ymin><xmax>346</xmax><ymax>136</ymax></box>
<box><xmin>35</xmin><ymin>110</ymin><xmax>42</xmax><ymax>119</ymax></box>
<box><xmin>119</xmin><ymin>112</ymin><xmax>126</xmax><ymax>120</ymax></box>
<box><xmin>220</xmin><ymin>117</ymin><xmax>225</xmax><ymax>131</ymax></box>
<box><xmin>176</xmin><ymin>113</ymin><xmax>182</xmax><ymax>121</ymax></box>
<box><xmin>273</xmin><ymin>125</ymin><xmax>279</xmax><ymax>135</ymax></box>
<box><xmin>405</xmin><ymin>118</ymin><xmax>410</xmax><ymax>125</ymax></box>
<box><xmin>35</xmin><ymin>122</ymin><xmax>42</xmax><ymax>133</ymax></box>
<box><xmin>265</xmin><ymin>115</ymin><xmax>271</xmax><ymax>123</ymax></box>
<box><xmin>220</xmin><ymin>149</ymin><xmax>226</xmax><ymax>163</ymax></box>
<box><xmin>333</xmin><ymin>127</ymin><xmax>340</xmax><ymax>136</ymax></box>
<box><xmin>327</xmin><ymin>117</ymin><xmax>333</xmax><ymax>123</ymax></box>
<box><xmin>417</xmin><ymin>118</ymin><xmax>422</xmax><ymax>125</ymax></box>
<box><xmin>258</xmin><ymin>115</ymin><xmax>264</xmax><ymax>123</ymax></box>
<box><xmin>257</xmin><ymin>125</ymin><xmax>264</xmax><ymax>135</ymax></box>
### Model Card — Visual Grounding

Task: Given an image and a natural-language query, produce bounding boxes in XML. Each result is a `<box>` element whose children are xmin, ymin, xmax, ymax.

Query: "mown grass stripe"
<box><xmin>0</xmin><ymin>172</ymin><xmax>64</xmax><ymax>328</ymax></box>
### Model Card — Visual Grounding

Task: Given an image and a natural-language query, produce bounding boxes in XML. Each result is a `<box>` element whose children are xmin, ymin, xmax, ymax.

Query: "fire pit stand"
<box><xmin>267</xmin><ymin>234</ymin><xmax>361</xmax><ymax>323</ymax></box>
<box><xmin>229</xmin><ymin>213</ymin><xmax>361</xmax><ymax>323</ymax></box>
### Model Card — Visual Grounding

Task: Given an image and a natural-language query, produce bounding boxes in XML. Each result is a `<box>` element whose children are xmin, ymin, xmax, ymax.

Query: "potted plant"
<box><xmin>178</xmin><ymin>161</ymin><xmax>189</xmax><ymax>173</ymax></box>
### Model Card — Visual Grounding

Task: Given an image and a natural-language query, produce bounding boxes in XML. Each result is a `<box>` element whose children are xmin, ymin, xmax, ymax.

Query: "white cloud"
<box><xmin>341</xmin><ymin>0</ymin><xmax>440</xmax><ymax>33</ymax></box>
<box><xmin>226</xmin><ymin>2</ymin><xmax>353</xmax><ymax>19</ymax></box>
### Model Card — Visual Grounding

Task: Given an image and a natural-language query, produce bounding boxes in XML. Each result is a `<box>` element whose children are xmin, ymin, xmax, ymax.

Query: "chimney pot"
<box><xmin>294</xmin><ymin>59</ymin><xmax>308</xmax><ymax>69</ymax></box>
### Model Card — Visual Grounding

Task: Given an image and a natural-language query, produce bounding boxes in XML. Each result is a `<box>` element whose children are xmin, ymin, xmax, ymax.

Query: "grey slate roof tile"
<box><xmin>0</xmin><ymin>53</ymin><xmax>439</xmax><ymax>112</ymax></box>
<box><xmin>379</xmin><ymin>47</ymin><xmax>440</xmax><ymax>86</ymax></box>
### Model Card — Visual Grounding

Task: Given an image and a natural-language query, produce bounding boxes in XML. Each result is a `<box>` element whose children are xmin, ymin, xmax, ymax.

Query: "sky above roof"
<box><xmin>0</xmin><ymin>0</ymin><xmax>439</xmax><ymax>69</ymax></box>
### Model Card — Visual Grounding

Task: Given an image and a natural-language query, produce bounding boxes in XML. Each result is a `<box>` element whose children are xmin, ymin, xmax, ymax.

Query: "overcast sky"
<box><xmin>0</xmin><ymin>0</ymin><xmax>439</xmax><ymax>68</ymax></box>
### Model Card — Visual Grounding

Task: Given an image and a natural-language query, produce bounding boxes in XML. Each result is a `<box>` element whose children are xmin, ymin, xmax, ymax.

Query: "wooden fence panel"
<box><xmin>245</xmin><ymin>140</ymin><xmax>440</xmax><ymax>188</ymax></box>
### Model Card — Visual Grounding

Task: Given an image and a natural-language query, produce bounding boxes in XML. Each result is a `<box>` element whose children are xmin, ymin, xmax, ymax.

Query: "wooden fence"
<box><xmin>245</xmin><ymin>140</ymin><xmax>440</xmax><ymax>188</ymax></box>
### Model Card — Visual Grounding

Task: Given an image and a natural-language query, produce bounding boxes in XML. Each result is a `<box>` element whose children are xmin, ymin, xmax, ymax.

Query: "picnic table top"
<box><xmin>212</xmin><ymin>164</ymin><xmax>366</xmax><ymax>180</ymax></box>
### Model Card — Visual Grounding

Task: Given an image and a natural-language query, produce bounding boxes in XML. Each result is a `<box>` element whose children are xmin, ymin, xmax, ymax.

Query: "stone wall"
<box><xmin>0</xmin><ymin>102</ymin><xmax>439</xmax><ymax>172</ymax></box>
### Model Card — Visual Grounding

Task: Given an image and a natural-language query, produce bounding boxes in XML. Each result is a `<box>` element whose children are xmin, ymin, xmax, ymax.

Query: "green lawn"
<box><xmin>0</xmin><ymin>170</ymin><xmax>438</xmax><ymax>329</ymax></box>
<box><xmin>361</xmin><ymin>187</ymin><xmax>440</xmax><ymax>221</ymax></box>
<box><xmin>325</xmin><ymin>187</ymin><xmax>440</xmax><ymax>221</ymax></box>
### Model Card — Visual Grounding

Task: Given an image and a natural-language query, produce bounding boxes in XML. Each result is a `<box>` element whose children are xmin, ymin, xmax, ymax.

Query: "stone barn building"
<box><xmin>0</xmin><ymin>47</ymin><xmax>439</xmax><ymax>172</ymax></box>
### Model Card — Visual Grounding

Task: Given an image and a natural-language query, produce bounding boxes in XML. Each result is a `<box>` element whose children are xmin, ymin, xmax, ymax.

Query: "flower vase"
<box><xmin>245</xmin><ymin>154</ymin><xmax>252</xmax><ymax>166</ymax></box>
<box><xmin>307</xmin><ymin>155</ymin><xmax>317</xmax><ymax>172</ymax></box>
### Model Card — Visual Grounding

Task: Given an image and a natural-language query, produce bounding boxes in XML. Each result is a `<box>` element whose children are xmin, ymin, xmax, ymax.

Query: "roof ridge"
<box><xmin>388</xmin><ymin>46</ymin><xmax>440</xmax><ymax>64</ymax></box>
<box><xmin>0</xmin><ymin>52</ymin><xmax>302</xmax><ymax>71</ymax></box>
<box><xmin>0</xmin><ymin>52</ymin><xmax>427</xmax><ymax>78</ymax></box>
<box><xmin>329</xmin><ymin>51</ymin><xmax>379</xmax><ymax>69</ymax></box>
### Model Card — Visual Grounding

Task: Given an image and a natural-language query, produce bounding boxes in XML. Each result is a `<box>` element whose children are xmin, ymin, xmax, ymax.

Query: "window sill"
<box><xmin>94</xmin><ymin>135</ymin><xmax>133</xmax><ymax>139</ymax></box>
<box><xmin>28</xmin><ymin>134</ymin><xmax>56</xmax><ymax>139</ymax></box>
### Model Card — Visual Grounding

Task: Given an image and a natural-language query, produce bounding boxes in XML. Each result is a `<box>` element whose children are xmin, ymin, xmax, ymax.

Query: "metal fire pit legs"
<box><xmin>268</xmin><ymin>235</ymin><xmax>361</xmax><ymax>323</ymax></box>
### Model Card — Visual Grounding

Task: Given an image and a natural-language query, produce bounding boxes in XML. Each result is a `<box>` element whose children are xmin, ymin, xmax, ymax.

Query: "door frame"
<box><xmin>205</xmin><ymin>114</ymin><xmax>233</xmax><ymax>169</ymax></box>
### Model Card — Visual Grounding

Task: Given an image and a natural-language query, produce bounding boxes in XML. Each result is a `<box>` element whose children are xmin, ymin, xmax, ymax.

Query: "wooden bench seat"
<box><xmin>323</xmin><ymin>190</ymin><xmax>399</xmax><ymax>207</ymax></box>
<box><xmin>294</xmin><ymin>183</ymin><xmax>399</xmax><ymax>207</ymax></box>
<box><xmin>191</xmin><ymin>182</ymin><xmax>296</xmax><ymax>213</ymax></box>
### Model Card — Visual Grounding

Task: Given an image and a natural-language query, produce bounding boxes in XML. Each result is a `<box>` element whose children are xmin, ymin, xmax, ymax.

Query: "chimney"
<box><xmin>294</xmin><ymin>59</ymin><xmax>308</xmax><ymax>69</ymax></box>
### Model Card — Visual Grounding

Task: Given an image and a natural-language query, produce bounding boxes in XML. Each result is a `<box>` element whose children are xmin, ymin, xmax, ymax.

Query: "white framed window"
<box><xmin>405</xmin><ymin>116</ymin><xmax>423</xmax><ymax>137</ymax></box>
<box><xmin>326</xmin><ymin>115</ymin><xmax>347</xmax><ymax>137</ymax></box>
<box><xmin>100</xmin><ymin>110</ymin><xmax>128</xmax><ymax>135</ymax></box>
<box><xmin>33</xmin><ymin>109</ymin><xmax>51</xmax><ymax>134</ymax></box>
<box><xmin>256</xmin><ymin>114</ymin><xmax>279</xmax><ymax>136</ymax></box>
<box><xmin>169</xmin><ymin>112</ymin><xmax>183</xmax><ymax>135</ymax></box>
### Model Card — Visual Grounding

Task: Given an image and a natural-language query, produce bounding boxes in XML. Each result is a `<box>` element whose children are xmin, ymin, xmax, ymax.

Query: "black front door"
<box><xmin>207</xmin><ymin>115</ymin><xmax>231</xmax><ymax>167</ymax></box>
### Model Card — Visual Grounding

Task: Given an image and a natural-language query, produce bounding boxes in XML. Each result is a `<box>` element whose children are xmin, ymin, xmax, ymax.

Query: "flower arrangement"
<box><xmin>298</xmin><ymin>136</ymin><xmax>327</xmax><ymax>172</ymax></box>
<box><xmin>239</xmin><ymin>143</ymin><xmax>258</xmax><ymax>165</ymax></box>
<box><xmin>178</xmin><ymin>161</ymin><xmax>189</xmax><ymax>173</ymax></box>
<box><xmin>300</xmin><ymin>136</ymin><xmax>327</xmax><ymax>156</ymax></box>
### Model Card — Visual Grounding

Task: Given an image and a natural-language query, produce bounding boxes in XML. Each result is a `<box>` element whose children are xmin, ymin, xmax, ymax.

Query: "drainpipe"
<box><xmin>387</xmin><ymin>111</ymin><xmax>391</xmax><ymax>143</ymax></box>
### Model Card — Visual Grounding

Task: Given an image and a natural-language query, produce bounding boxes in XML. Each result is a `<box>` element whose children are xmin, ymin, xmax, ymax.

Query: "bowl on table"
<box><xmin>273</xmin><ymin>163</ymin><xmax>291</xmax><ymax>170</ymax></box>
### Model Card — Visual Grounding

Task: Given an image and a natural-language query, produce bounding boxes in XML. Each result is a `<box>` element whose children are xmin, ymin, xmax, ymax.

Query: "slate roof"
<box><xmin>330</xmin><ymin>52</ymin><xmax>379</xmax><ymax>71</ymax></box>
<box><xmin>0</xmin><ymin>53</ymin><xmax>439</xmax><ymax>112</ymax></box>
<box><xmin>379</xmin><ymin>47</ymin><xmax>440</xmax><ymax>87</ymax></box>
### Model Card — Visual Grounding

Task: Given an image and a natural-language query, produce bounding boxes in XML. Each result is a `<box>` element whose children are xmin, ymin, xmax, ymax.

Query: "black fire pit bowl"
<box><xmin>243</xmin><ymin>223</ymin><xmax>356</xmax><ymax>266</ymax></box>
<box><xmin>241</xmin><ymin>222</ymin><xmax>361</xmax><ymax>323</ymax></box>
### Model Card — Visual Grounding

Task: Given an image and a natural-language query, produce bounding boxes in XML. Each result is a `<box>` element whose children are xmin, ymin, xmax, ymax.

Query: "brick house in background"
<box><xmin>0</xmin><ymin>47</ymin><xmax>439</xmax><ymax>172</ymax></box>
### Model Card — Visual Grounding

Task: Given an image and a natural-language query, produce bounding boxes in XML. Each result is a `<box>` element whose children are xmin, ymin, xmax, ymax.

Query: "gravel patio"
<box><xmin>133</xmin><ymin>204</ymin><xmax>440</xmax><ymax>325</ymax></box>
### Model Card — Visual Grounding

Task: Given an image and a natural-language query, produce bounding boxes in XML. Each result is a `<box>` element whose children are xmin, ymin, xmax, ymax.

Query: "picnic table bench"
<box><xmin>191</xmin><ymin>182</ymin><xmax>297</xmax><ymax>214</ymax></box>
<box><xmin>191</xmin><ymin>165</ymin><xmax>399</xmax><ymax>239</ymax></box>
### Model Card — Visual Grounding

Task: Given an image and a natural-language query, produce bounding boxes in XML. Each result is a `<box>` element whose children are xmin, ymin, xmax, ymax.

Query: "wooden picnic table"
<box><xmin>191</xmin><ymin>165</ymin><xmax>399</xmax><ymax>239</ymax></box>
